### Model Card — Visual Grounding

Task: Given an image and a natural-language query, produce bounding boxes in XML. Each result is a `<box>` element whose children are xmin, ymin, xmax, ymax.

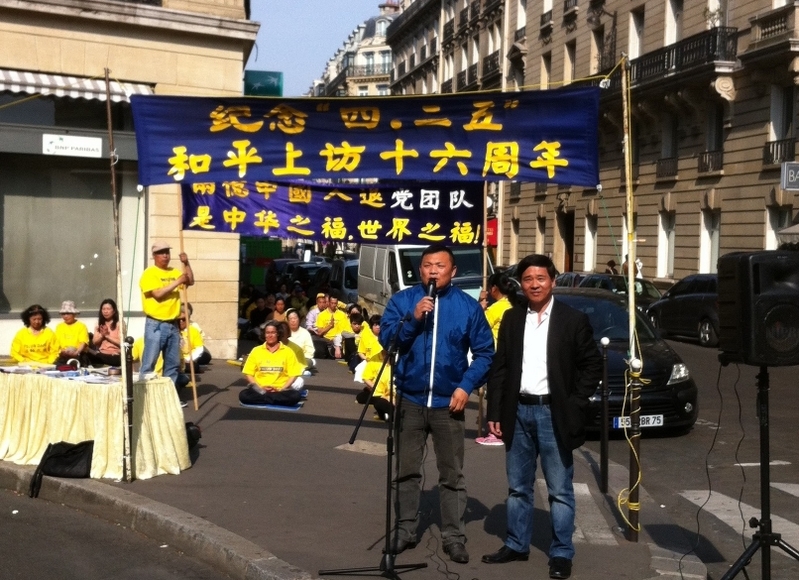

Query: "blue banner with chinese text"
<box><xmin>181</xmin><ymin>180</ymin><xmax>485</xmax><ymax>245</ymax></box>
<box><xmin>132</xmin><ymin>87</ymin><xmax>599</xmax><ymax>188</ymax></box>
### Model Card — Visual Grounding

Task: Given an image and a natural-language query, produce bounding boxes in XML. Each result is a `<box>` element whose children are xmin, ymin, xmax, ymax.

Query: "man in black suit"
<box><xmin>481</xmin><ymin>254</ymin><xmax>602</xmax><ymax>580</ymax></box>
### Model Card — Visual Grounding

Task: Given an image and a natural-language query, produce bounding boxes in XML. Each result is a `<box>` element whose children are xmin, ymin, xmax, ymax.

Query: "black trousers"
<box><xmin>239</xmin><ymin>386</ymin><xmax>301</xmax><ymax>406</ymax></box>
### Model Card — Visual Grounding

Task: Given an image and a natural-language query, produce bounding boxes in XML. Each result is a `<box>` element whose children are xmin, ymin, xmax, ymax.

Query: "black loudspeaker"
<box><xmin>718</xmin><ymin>251</ymin><xmax>799</xmax><ymax>366</ymax></box>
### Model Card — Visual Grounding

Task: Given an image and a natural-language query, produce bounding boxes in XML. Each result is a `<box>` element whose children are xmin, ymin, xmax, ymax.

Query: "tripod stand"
<box><xmin>721</xmin><ymin>366</ymin><xmax>799</xmax><ymax>579</ymax></box>
<box><xmin>319</xmin><ymin>316</ymin><xmax>426</xmax><ymax>579</ymax></box>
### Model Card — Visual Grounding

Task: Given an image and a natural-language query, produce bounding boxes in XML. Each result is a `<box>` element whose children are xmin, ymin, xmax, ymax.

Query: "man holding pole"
<box><xmin>139</xmin><ymin>240</ymin><xmax>194</xmax><ymax>391</ymax></box>
<box><xmin>481</xmin><ymin>254</ymin><xmax>601</xmax><ymax>579</ymax></box>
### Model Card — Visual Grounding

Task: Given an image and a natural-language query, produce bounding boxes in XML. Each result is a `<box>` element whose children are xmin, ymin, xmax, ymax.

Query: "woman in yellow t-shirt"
<box><xmin>10</xmin><ymin>304</ymin><xmax>59</xmax><ymax>365</ymax></box>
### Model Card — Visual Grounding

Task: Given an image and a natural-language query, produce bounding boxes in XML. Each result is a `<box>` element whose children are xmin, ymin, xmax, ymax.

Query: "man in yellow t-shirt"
<box><xmin>138</xmin><ymin>240</ymin><xmax>194</xmax><ymax>385</ymax></box>
<box><xmin>240</xmin><ymin>321</ymin><xmax>305</xmax><ymax>407</ymax></box>
<box><xmin>315</xmin><ymin>295</ymin><xmax>348</xmax><ymax>359</ymax></box>
<box><xmin>54</xmin><ymin>300</ymin><xmax>89</xmax><ymax>365</ymax></box>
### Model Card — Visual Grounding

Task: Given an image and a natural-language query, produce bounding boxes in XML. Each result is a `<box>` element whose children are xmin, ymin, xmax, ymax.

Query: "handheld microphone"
<box><xmin>424</xmin><ymin>279</ymin><xmax>437</xmax><ymax>322</ymax></box>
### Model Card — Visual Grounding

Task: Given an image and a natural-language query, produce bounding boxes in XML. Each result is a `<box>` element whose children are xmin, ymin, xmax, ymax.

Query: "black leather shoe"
<box><xmin>443</xmin><ymin>542</ymin><xmax>469</xmax><ymax>564</ymax></box>
<box><xmin>549</xmin><ymin>557</ymin><xmax>572</xmax><ymax>579</ymax></box>
<box><xmin>384</xmin><ymin>538</ymin><xmax>417</xmax><ymax>555</ymax></box>
<box><xmin>481</xmin><ymin>545</ymin><xmax>529</xmax><ymax>564</ymax></box>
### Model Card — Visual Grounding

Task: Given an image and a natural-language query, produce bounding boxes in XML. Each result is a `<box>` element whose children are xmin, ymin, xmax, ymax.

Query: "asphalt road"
<box><xmin>585</xmin><ymin>339</ymin><xmax>799</xmax><ymax>579</ymax></box>
<box><xmin>0</xmin><ymin>488</ymin><xmax>230</xmax><ymax>579</ymax></box>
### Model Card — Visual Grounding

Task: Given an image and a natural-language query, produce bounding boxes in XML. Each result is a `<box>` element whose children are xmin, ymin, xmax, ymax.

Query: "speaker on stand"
<box><xmin>716</xmin><ymin>251</ymin><xmax>799</xmax><ymax>579</ymax></box>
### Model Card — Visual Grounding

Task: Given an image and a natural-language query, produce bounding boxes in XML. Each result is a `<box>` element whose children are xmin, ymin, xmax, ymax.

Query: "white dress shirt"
<box><xmin>519</xmin><ymin>298</ymin><xmax>553</xmax><ymax>396</ymax></box>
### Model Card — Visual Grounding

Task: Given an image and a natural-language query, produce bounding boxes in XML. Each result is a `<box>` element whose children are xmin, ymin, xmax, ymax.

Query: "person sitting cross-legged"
<box><xmin>315</xmin><ymin>295</ymin><xmax>348</xmax><ymax>359</ymax></box>
<box><xmin>239</xmin><ymin>320</ymin><xmax>306</xmax><ymax>407</ymax></box>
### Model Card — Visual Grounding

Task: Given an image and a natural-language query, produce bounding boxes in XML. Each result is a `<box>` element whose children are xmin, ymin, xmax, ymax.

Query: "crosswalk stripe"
<box><xmin>680</xmin><ymin>490</ymin><xmax>799</xmax><ymax>557</ymax></box>
<box><xmin>772</xmin><ymin>482</ymin><xmax>799</xmax><ymax>497</ymax></box>
<box><xmin>536</xmin><ymin>479</ymin><xmax>618</xmax><ymax>546</ymax></box>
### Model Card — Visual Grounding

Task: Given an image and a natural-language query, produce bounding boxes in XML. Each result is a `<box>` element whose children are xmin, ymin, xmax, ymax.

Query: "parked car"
<box><xmin>646</xmin><ymin>274</ymin><xmax>719</xmax><ymax>347</ymax></box>
<box><xmin>555</xmin><ymin>271</ymin><xmax>584</xmax><ymax>287</ymax></box>
<box><xmin>264</xmin><ymin>258</ymin><xmax>302</xmax><ymax>289</ymax></box>
<box><xmin>578</xmin><ymin>274</ymin><xmax>662</xmax><ymax>309</ymax></box>
<box><xmin>309</xmin><ymin>258</ymin><xmax>359</xmax><ymax>305</ymax></box>
<box><xmin>554</xmin><ymin>288</ymin><xmax>698</xmax><ymax>432</ymax></box>
<box><xmin>290</xmin><ymin>261</ymin><xmax>331</xmax><ymax>289</ymax></box>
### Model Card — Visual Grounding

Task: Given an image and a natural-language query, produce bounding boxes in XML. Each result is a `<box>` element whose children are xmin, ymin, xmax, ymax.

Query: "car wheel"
<box><xmin>698</xmin><ymin>319</ymin><xmax>718</xmax><ymax>347</ymax></box>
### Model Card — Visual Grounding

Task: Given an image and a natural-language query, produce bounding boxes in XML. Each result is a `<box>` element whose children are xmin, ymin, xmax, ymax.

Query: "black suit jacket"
<box><xmin>486</xmin><ymin>298</ymin><xmax>602</xmax><ymax>450</ymax></box>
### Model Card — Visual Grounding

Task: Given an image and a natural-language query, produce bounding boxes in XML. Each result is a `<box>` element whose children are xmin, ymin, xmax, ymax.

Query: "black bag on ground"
<box><xmin>185</xmin><ymin>422</ymin><xmax>202</xmax><ymax>451</ymax></box>
<box><xmin>29</xmin><ymin>440</ymin><xmax>94</xmax><ymax>498</ymax></box>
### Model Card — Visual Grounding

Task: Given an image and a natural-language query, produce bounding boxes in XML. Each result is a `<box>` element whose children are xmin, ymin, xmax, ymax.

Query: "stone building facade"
<box><xmin>0</xmin><ymin>0</ymin><xmax>258</xmax><ymax>359</ymax></box>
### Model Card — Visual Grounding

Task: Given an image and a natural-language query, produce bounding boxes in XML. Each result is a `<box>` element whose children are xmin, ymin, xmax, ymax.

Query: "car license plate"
<box><xmin>613</xmin><ymin>415</ymin><xmax>664</xmax><ymax>429</ymax></box>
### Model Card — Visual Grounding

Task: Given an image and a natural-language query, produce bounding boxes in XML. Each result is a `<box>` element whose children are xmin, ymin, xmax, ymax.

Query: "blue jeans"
<box><xmin>505</xmin><ymin>403</ymin><xmax>575</xmax><ymax>560</ymax></box>
<box><xmin>140</xmin><ymin>317</ymin><xmax>181</xmax><ymax>386</ymax></box>
<box><xmin>395</xmin><ymin>399</ymin><xmax>466</xmax><ymax>548</ymax></box>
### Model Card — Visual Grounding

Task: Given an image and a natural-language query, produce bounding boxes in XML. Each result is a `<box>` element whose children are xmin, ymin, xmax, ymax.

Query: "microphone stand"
<box><xmin>319</xmin><ymin>314</ymin><xmax>427</xmax><ymax>579</ymax></box>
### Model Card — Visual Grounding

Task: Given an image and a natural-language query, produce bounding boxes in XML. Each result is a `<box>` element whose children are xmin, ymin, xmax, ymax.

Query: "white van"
<box><xmin>358</xmin><ymin>244</ymin><xmax>490</xmax><ymax>315</ymax></box>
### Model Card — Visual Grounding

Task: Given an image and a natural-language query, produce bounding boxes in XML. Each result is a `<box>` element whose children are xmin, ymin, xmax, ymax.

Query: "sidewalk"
<box><xmin>0</xmin><ymin>357</ymin><xmax>706</xmax><ymax>580</ymax></box>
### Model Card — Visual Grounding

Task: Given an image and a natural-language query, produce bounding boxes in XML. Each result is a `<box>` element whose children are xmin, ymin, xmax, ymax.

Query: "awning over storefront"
<box><xmin>0</xmin><ymin>69</ymin><xmax>153</xmax><ymax>103</ymax></box>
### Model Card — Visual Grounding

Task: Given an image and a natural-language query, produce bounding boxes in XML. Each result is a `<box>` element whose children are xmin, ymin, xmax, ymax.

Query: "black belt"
<box><xmin>147</xmin><ymin>316</ymin><xmax>180</xmax><ymax>325</ymax></box>
<box><xmin>518</xmin><ymin>393</ymin><xmax>551</xmax><ymax>405</ymax></box>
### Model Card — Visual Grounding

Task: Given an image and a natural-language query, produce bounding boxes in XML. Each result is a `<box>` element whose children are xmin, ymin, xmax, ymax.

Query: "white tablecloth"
<box><xmin>0</xmin><ymin>373</ymin><xmax>190</xmax><ymax>480</ymax></box>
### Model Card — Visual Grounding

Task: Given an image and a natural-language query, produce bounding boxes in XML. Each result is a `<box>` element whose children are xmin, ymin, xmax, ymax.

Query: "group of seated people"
<box><xmin>11</xmin><ymin>300</ymin><xmax>212</xmax><ymax>388</ymax></box>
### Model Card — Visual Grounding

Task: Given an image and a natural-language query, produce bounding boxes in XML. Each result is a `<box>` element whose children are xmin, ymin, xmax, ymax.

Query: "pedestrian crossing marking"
<box><xmin>536</xmin><ymin>479</ymin><xmax>618</xmax><ymax>546</ymax></box>
<box><xmin>772</xmin><ymin>482</ymin><xmax>799</xmax><ymax>497</ymax></box>
<box><xmin>680</xmin><ymin>490</ymin><xmax>799</xmax><ymax>557</ymax></box>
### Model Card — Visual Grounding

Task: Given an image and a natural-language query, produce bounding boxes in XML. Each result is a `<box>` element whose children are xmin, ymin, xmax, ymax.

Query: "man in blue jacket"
<box><xmin>380</xmin><ymin>244</ymin><xmax>494</xmax><ymax>564</ymax></box>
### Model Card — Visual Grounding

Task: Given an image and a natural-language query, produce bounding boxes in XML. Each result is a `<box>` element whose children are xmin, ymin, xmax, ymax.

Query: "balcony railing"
<box><xmin>442</xmin><ymin>79</ymin><xmax>453</xmax><ymax>93</ymax></box>
<box><xmin>457</xmin><ymin>70</ymin><xmax>467</xmax><ymax>89</ymax></box>
<box><xmin>460</xmin><ymin>8</ymin><xmax>469</xmax><ymax>30</ymax></box>
<box><xmin>386</xmin><ymin>0</ymin><xmax>437</xmax><ymax>41</ymax></box>
<box><xmin>763</xmin><ymin>138</ymin><xmax>796</xmax><ymax>165</ymax></box>
<box><xmin>482</xmin><ymin>51</ymin><xmax>500</xmax><ymax>77</ymax></box>
<box><xmin>751</xmin><ymin>3</ymin><xmax>797</xmax><ymax>44</ymax></box>
<box><xmin>656</xmin><ymin>157</ymin><xmax>678</xmax><ymax>178</ymax></box>
<box><xmin>515</xmin><ymin>26</ymin><xmax>526</xmax><ymax>41</ymax></box>
<box><xmin>591</xmin><ymin>27</ymin><xmax>737</xmax><ymax>92</ymax></box>
<box><xmin>564</xmin><ymin>0</ymin><xmax>578</xmax><ymax>14</ymax></box>
<box><xmin>349</xmin><ymin>63</ymin><xmax>393</xmax><ymax>77</ymax></box>
<box><xmin>444</xmin><ymin>19</ymin><xmax>455</xmax><ymax>42</ymax></box>
<box><xmin>485</xmin><ymin>0</ymin><xmax>502</xmax><ymax>13</ymax></box>
<box><xmin>541</xmin><ymin>11</ymin><xmax>553</xmax><ymax>29</ymax></box>
<box><xmin>467</xmin><ymin>63</ymin><xmax>479</xmax><ymax>86</ymax></box>
<box><xmin>698</xmin><ymin>150</ymin><xmax>724</xmax><ymax>173</ymax></box>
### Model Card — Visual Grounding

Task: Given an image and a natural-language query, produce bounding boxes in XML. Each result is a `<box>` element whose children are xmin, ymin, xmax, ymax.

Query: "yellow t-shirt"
<box><xmin>373</xmin><ymin>365</ymin><xmax>395</xmax><ymax>401</ymax></box>
<box><xmin>316</xmin><ymin>308</ymin><xmax>348</xmax><ymax>340</ymax></box>
<box><xmin>180</xmin><ymin>325</ymin><xmax>204</xmax><ymax>360</ymax></box>
<box><xmin>140</xmin><ymin>265</ymin><xmax>183</xmax><ymax>321</ymax></box>
<box><xmin>132</xmin><ymin>337</ymin><xmax>164</xmax><ymax>375</ymax></box>
<box><xmin>358</xmin><ymin>326</ymin><xmax>384</xmax><ymax>382</ymax></box>
<box><xmin>55</xmin><ymin>320</ymin><xmax>89</xmax><ymax>351</ymax></box>
<box><xmin>485</xmin><ymin>297</ymin><xmax>512</xmax><ymax>345</ymax></box>
<box><xmin>242</xmin><ymin>343</ymin><xmax>305</xmax><ymax>389</ymax></box>
<box><xmin>10</xmin><ymin>327</ymin><xmax>59</xmax><ymax>364</ymax></box>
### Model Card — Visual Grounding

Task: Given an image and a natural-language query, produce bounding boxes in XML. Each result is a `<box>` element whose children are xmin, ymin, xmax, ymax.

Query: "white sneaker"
<box><xmin>180</xmin><ymin>400</ymin><xmax>188</xmax><ymax>408</ymax></box>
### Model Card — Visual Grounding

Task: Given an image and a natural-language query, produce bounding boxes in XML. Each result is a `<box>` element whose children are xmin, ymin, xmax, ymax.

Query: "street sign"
<box><xmin>781</xmin><ymin>162</ymin><xmax>799</xmax><ymax>190</ymax></box>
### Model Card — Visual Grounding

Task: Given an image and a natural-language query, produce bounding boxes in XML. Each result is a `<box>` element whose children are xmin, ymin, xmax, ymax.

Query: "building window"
<box><xmin>536</xmin><ymin>216</ymin><xmax>547</xmax><ymax>254</ymax></box>
<box><xmin>665</xmin><ymin>0</ymin><xmax>683</xmax><ymax>46</ymax></box>
<box><xmin>770</xmin><ymin>85</ymin><xmax>794</xmax><ymax>141</ymax></box>
<box><xmin>629</xmin><ymin>8</ymin><xmax>644</xmax><ymax>59</ymax></box>
<box><xmin>376</xmin><ymin>19</ymin><xmax>387</xmax><ymax>36</ymax></box>
<box><xmin>0</xmin><ymin>154</ymin><xmax>143</xmax><ymax>313</ymax></box>
<box><xmin>766</xmin><ymin>207</ymin><xmax>792</xmax><ymax>250</ymax></box>
<box><xmin>657</xmin><ymin>211</ymin><xmax>676</xmax><ymax>278</ymax></box>
<box><xmin>358</xmin><ymin>86</ymin><xmax>369</xmax><ymax>96</ymax></box>
<box><xmin>377</xmin><ymin>84</ymin><xmax>389</xmax><ymax>95</ymax></box>
<box><xmin>590</xmin><ymin>26</ymin><xmax>604</xmax><ymax>74</ymax></box>
<box><xmin>699</xmin><ymin>209</ymin><xmax>720</xmax><ymax>273</ymax></box>
<box><xmin>518</xmin><ymin>0</ymin><xmax>528</xmax><ymax>29</ymax></box>
<box><xmin>541</xmin><ymin>52</ymin><xmax>552</xmax><ymax>89</ymax></box>
<box><xmin>564</xmin><ymin>41</ymin><xmax>576</xmax><ymax>85</ymax></box>
<box><xmin>364</xmin><ymin>52</ymin><xmax>374</xmax><ymax>74</ymax></box>
<box><xmin>584</xmin><ymin>215</ymin><xmax>598</xmax><ymax>272</ymax></box>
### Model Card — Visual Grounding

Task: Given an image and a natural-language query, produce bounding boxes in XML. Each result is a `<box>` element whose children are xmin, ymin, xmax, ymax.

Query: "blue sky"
<box><xmin>246</xmin><ymin>0</ymin><xmax>384</xmax><ymax>97</ymax></box>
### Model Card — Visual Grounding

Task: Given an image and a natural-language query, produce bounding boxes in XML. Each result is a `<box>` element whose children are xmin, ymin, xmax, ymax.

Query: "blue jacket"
<box><xmin>380</xmin><ymin>283</ymin><xmax>494</xmax><ymax>408</ymax></box>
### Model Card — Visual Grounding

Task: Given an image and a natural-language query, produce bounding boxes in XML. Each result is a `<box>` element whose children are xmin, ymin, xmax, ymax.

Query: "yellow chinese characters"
<box><xmin>386</xmin><ymin>218</ymin><xmax>412</xmax><ymax>242</ymax></box>
<box><xmin>323</xmin><ymin>189</ymin><xmax>353</xmax><ymax>202</ymax></box>
<box><xmin>255</xmin><ymin>181</ymin><xmax>278</xmax><ymax>200</ymax></box>
<box><xmin>266</xmin><ymin>104</ymin><xmax>308</xmax><ymax>134</ymax></box>
<box><xmin>273</xmin><ymin>143</ymin><xmax>311</xmax><ymax>177</ymax></box>
<box><xmin>192</xmin><ymin>183</ymin><xmax>216</xmax><ymax>195</ymax></box>
<box><xmin>357</xmin><ymin>220</ymin><xmax>383</xmax><ymax>240</ymax></box>
<box><xmin>188</xmin><ymin>206</ymin><xmax>215</xmax><ymax>230</ymax></box>
<box><xmin>431</xmin><ymin>142</ymin><xmax>471</xmax><ymax>176</ymax></box>
<box><xmin>223</xmin><ymin>207</ymin><xmax>246</xmax><ymax>231</ymax></box>
<box><xmin>320</xmin><ymin>141</ymin><xmax>365</xmax><ymax>172</ymax></box>
<box><xmin>380</xmin><ymin>139</ymin><xmax>419</xmax><ymax>175</ymax></box>
<box><xmin>340</xmin><ymin>107</ymin><xmax>380</xmax><ymax>129</ymax></box>
<box><xmin>419</xmin><ymin>223</ymin><xmax>446</xmax><ymax>242</ymax></box>
<box><xmin>359</xmin><ymin>190</ymin><xmax>386</xmax><ymax>208</ymax></box>
<box><xmin>287</xmin><ymin>215</ymin><xmax>314</xmax><ymax>237</ymax></box>
<box><xmin>413</xmin><ymin>105</ymin><xmax>452</xmax><ymax>127</ymax></box>
<box><xmin>463</xmin><ymin>101</ymin><xmax>502</xmax><ymax>131</ymax></box>
<box><xmin>530</xmin><ymin>140</ymin><xmax>569</xmax><ymax>179</ymax></box>
<box><xmin>482</xmin><ymin>142</ymin><xmax>519</xmax><ymax>179</ymax></box>
<box><xmin>321</xmin><ymin>217</ymin><xmax>347</xmax><ymax>240</ymax></box>
<box><xmin>288</xmin><ymin>184</ymin><xmax>312</xmax><ymax>204</ymax></box>
<box><xmin>222</xmin><ymin>181</ymin><xmax>249</xmax><ymax>198</ymax></box>
<box><xmin>223</xmin><ymin>140</ymin><xmax>262</xmax><ymax>178</ymax></box>
<box><xmin>209</xmin><ymin>106</ymin><xmax>263</xmax><ymax>133</ymax></box>
<box><xmin>451</xmin><ymin>222</ymin><xmax>480</xmax><ymax>244</ymax></box>
<box><xmin>254</xmin><ymin>210</ymin><xmax>280</xmax><ymax>234</ymax></box>
<box><xmin>167</xmin><ymin>146</ymin><xmax>211</xmax><ymax>181</ymax></box>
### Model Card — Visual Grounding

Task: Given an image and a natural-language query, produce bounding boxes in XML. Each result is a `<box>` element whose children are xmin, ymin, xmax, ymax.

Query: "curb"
<box><xmin>1</xmin><ymin>449</ymin><xmax>707</xmax><ymax>580</ymax></box>
<box><xmin>0</xmin><ymin>462</ymin><xmax>315</xmax><ymax>580</ymax></box>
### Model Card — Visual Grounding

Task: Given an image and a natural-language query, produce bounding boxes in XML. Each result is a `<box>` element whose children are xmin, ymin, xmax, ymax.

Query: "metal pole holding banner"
<box><xmin>104</xmin><ymin>68</ymin><xmax>133</xmax><ymax>482</ymax></box>
<box><xmin>620</xmin><ymin>55</ymin><xmax>637</xmax><ymax>362</ymax></box>
<box><xmin>600</xmin><ymin>337</ymin><xmax>610</xmax><ymax>494</ymax></box>
<box><xmin>176</xmin><ymin>194</ymin><xmax>199</xmax><ymax>411</ymax></box>
<box><xmin>626</xmin><ymin>358</ymin><xmax>642</xmax><ymax>542</ymax></box>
